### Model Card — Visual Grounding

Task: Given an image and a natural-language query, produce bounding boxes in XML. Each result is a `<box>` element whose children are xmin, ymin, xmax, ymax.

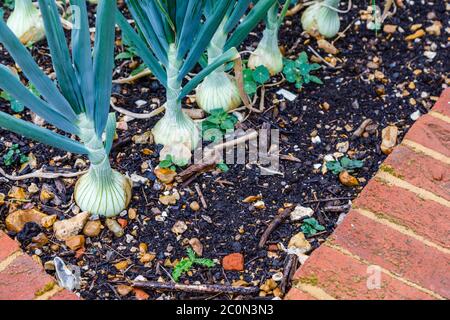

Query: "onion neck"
<box><xmin>14</xmin><ymin>0</ymin><xmax>37</xmax><ymax>16</ymax></box>
<box><xmin>266</xmin><ymin>3</ymin><xmax>280</xmax><ymax>33</ymax></box>
<box><xmin>260</xmin><ymin>27</ymin><xmax>280</xmax><ymax>53</ymax></box>
<box><xmin>165</xmin><ymin>44</ymin><xmax>183</xmax><ymax>120</ymax></box>
<box><xmin>323</xmin><ymin>0</ymin><xmax>340</xmax><ymax>8</ymax></box>
<box><xmin>204</xmin><ymin>24</ymin><xmax>229</xmax><ymax>86</ymax></box>
<box><xmin>263</xmin><ymin>4</ymin><xmax>280</xmax><ymax>48</ymax></box>
<box><xmin>207</xmin><ymin>19</ymin><xmax>228</xmax><ymax>73</ymax></box>
<box><xmin>77</xmin><ymin>114</ymin><xmax>112</xmax><ymax>179</ymax></box>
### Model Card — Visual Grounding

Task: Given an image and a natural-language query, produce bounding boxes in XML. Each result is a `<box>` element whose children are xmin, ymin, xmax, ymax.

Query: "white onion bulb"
<box><xmin>248</xmin><ymin>28</ymin><xmax>283</xmax><ymax>76</ymax></box>
<box><xmin>152</xmin><ymin>110</ymin><xmax>200</xmax><ymax>150</ymax></box>
<box><xmin>196</xmin><ymin>70</ymin><xmax>241</xmax><ymax>113</ymax></box>
<box><xmin>301</xmin><ymin>0</ymin><xmax>341</xmax><ymax>39</ymax></box>
<box><xmin>7</xmin><ymin>0</ymin><xmax>45</xmax><ymax>45</ymax></box>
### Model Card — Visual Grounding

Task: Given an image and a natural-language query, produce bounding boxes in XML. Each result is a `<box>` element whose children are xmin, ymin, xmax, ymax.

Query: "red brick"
<box><xmin>331</xmin><ymin>210</ymin><xmax>450</xmax><ymax>298</ymax></box>
<box><xmin>0</xmin><ymin>231</ymin><xmax>20</xmax><ymax>261</ymax></box>
<box><xmin>0</xmin><ymin>254</ymin><xmax>55</xmax><ymax>300</ymax></box>
<box><xmin>353</xmin><ymin>180</ymin><xmax>450</xmax><ymax>248</ymax></box>
<box><xmin>404</xmin><ymin>114</ymin><xmax>450</xmax><ymax>157</ymax></box>
<box><xmin>285</xmin><ymin>288</ymin><xmax>317</xmax><ymax>300</ymax></box>
<box><xmin>384</xmin><ymin>145</ymin><xmax>450</xmax><ymax>201</ymax></box>
<box><xmin>49</xmin><ymin>290</ymin><xmax>80</xmax><ymax>300</ymax></box>
<box><xmin>293</xmin><ymin>246</ymin><xmax>435</xmax><ymax>300</ymax></box>
<box><xmin>432</xmin><ymin>88</ymin><xmax>450</xmax><ymax>117</ymax></box>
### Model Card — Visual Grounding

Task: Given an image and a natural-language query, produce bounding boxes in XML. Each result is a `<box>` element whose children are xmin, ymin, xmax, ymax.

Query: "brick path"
<box><xmin>0</xmin><ymin>90</ymin><xmax>448</xmax><ymax>300</ymax></box>
<box><xmin>286</xmin><ymin>88</ymin><xmax>450</xmax><ymax>300</ymax></box>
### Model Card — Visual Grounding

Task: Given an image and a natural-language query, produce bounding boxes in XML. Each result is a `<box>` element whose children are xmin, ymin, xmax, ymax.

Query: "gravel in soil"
<box><xmin>0</xmin><ymin>1</ymin><xmax>448</xmax><ymax>300</ymax></box>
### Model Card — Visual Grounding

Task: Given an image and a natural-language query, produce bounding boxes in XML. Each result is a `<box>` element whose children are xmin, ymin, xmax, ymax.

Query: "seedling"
<box><xmin>115</xmin><ymin>47</ymin><xmax>137</xmax><ymax>61</ymax></box>
<box><xmin>172</xmin><ymin>248</ymin><xmax>215</xmax><ymax>282</ymax></box>
<box><xmin>326</xmin><ymin>156</ymin><xmax>364</xmax><ymax>175</ymax></box>
<box><xmin>201</xmin><ymin>109</ymin><xmax>238</xmax><ymax>142</ymax></box>
<box><xmin>2</xmin><ymin>144</ymin><xmax>28</xmax><ymax>167</ymax></box>
<box><xmin>1</xmin><ymin>83</ymin><xmax>40</xmax><ymax>113</ymax></box>
<box><xmin>159</xmin><ymin>154</ymin><xmax>188</xmax><ymax>171</ymax></box>
<box><xmin>115</xmin><ymin>33</ymin><xmax>149</xmax><ymax>77</ymax></box>
<box><xmin>2</xmin><ymin>0</ymin><xmax>14</xmax><ymax>10</ymax></box>
<box><xmin>243</xmin><ymin>65</ymin><xmax>270</xmax><ymax>95</ymax></box>
<box><xmin>283</xmin><ymin>52</ymin><xmax>323</xmax><ymax>89</ymax></box>
<box><xmin>301</xmin><ymin>218</ymin><xmax>325</xmax><ymax>237</ymax></box>
<box><xmin>216</xmin><ymin>161</ymin><xmax>230</xmax><ymax>173</ymax></box>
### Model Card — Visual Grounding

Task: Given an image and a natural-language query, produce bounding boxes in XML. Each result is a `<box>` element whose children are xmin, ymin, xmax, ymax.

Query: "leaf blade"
<box><xmin>115</xmin><ymin>10</ymin><xmax>167</xmax><ymax>85</ymax></box>
<box><xmin>93</xmin><ymin>0</ymin><xmax>117</xmax><ymax>137</ymax></box>
<box><xmin>0</xmin><ymin>18</ymin><xmax>76</xmax><ymax>121</ymax></box>
<box><xmin>0</xmin><ymin>111</ymin><xmax>88</xmax><ymax>155</ymax></box>
<box><xmin>104</xmin><ymin>113</ymin><xmax>116</xmax><ymax>155</ymax></box>
<box><xmin>178</xmin><ymin>0</ymin><xmax>234</xmax><ymax>80</ymax></box>
<box><xmin>70</xmin><ymin>0</ymin><xmax>95</xmax><ymax>120</ymax></box>
<box><xmin>0</xmin><ymin>65</ymin><xmax>79</xmax><ymax>135</ymax></box>
<box><xmin>225</xmin><ymin>0</ymin><xmax>277</xmax><ymax>50</ymax></box>
<box><xmin>38</xmin><ymin>0</ymin><xmax>84</xmax><ymax>114</ymax></box>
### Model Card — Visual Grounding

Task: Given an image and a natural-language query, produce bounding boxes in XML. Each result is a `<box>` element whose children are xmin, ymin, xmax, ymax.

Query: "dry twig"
<box><xmin>133</xmin><ymin>281</ymin><xmax>260</xmax><ymax>295</ymax></box>
<box><xmin>112</xmin><ymin>69</ymin><xmax>152</xmax><ymax>84</ymax></box>
<box><xmin>258</xmin><ymin>207</ymin><xmax>294</xmax><ymax>249</ymax></box>
<box><xmin>195</xmin><ymin>183</ymin><xmax>208</xmax><ymax>209</ymax></box>
<box><xmin>110</xmin><ymin>98</ymin><xmax>165</xmax><ymax>119</ymax></box>
<box><xmin>280</xmin><ymin>254</ymin><xmax>299</xmax><ymax>294</ymax></box>
<box><xmin>0</xmin><ymin>167</ymin><xmax>86</xmax><ymax>181</ymax></box>
<box><xmin>302</xmin><ymin>197</ymin><xmax>353</xmax><ymax>204</ymax></box>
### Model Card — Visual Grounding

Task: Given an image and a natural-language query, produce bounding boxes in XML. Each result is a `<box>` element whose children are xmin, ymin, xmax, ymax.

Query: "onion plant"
<box><xmin>6</xmin><ymin>0</ymin><xmax>45</xmax><ymax>45</ymax></box>
<box><xmin>116</xmin><ymin>0</ymin><xmax>241</xmax><ymax>150</ymax></box>
<box><xmin>301</xmin><ymin>0</ymin><xmax>342</xmax><ymax>38</ymax></box>
<box><xmin>0</xmin><ymin>0</ymin><xmax>132</xmax><ymax>217</ymax></box>
<box><xmin>195</xmin><ymin>0</ymin><xmax>277</xmax><ymax>113</ymax></box>
<box><xmin>248</xmin><ymin>0</ymin><xmax>292</xmax><ymax>76</ymax></box>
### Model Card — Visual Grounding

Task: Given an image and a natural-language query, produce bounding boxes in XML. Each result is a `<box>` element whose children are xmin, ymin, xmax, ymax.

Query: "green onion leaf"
<box><xmin>0</xmin><ymin>65</ymin><xmax>79</xmax><ymax>135</ymax></box>
<box><xmin>0</xmin><ymin>18</ymin><xmax>76</xmax><ymax>121</ymax></box>
<box><xmin>104</xmin><ymin>113</ymin><xmax>117</xmax><ymax>155</ymax></box>
<box><xmin>115</xmin><ymin>9</ymin><xmax>167</xmax><ymax>85</ymax></box>
<box><xmin>0</xmin><ymin>111</ymin><xmax>88</xmax><ymax>155</ymax></box>
<box><xmin>70</xmin><ymin>0</ymin><xmax>95</xmax><ymax>120</ymax></box>
<box><xmin>93</xmin><ymin>0</ymin><xmax>117</xmax><ymax>137</ymax></box>
<box><xmin>38</xmin><ymin>0</ymin><xmax>84</xmax><ymax>114</ymax></box>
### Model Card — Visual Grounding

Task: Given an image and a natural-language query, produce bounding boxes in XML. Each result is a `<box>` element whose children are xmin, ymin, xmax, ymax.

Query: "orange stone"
<box><xmin>65</xmin><ymin>235</ymin><xmax>85</xmax><ymax>251</ymax></box>
<box><xmin>134</xmin><ymin>288</ymin><xmax>150</xmax><ymax>300</ymax></box>
<box><xmin>6</xmin><ymin>209</ymin><xmax>48</xmax><ymax>233</ymax></box>
<box><xmin>117</xmin><ymin>218</ymin><xmax>128</xmax><ymax>229</ymax></box>
<box><xmin>223</xmin><ymin>253</ymin><xmax>244</xmax><ymax>271</ymax></box>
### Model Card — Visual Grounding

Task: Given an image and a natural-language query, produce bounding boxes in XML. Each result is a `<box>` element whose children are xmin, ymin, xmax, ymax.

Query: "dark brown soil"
<box><xmin>0</xmin><ymin>1</ymin><xmax>448</xmax><ymax>300</ymax></box>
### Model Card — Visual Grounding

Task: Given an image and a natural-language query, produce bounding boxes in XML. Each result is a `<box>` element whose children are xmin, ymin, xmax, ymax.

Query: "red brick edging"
<box><xmin>286</xmin><ymin>88</ymin><xmax>450</xmax><ymax>300</ymax></box>
<box><xmin>0</xmin><ymin>231</ymin><xmax>79</xmax><ymax>300</ymax></box>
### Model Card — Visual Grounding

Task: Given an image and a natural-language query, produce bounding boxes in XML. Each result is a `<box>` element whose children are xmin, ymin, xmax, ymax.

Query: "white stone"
<box><xmin>290</xmin><ymin>205</ymin><xmax>314</xmax><ymax>222</ymax></box>
<box><xmin>130</xmin><ymin>173</ymin><xmax>148</xmax><ymax>186</ymax></box>
<box><xmin>276</xmin><ymin>89</ymin><xmax>297</xmax><ymax>101</ymax></box>
<box><xmin>135</xmin><ymin>100</ymin><xmax>147</xmax><ymax>107</ymax></box>
<box><xmin>134</xmin><ymin>275</ymin><xmax>148</xmax><ymax>282</ymax></box>
<box><xmin>311</xmin><ymin>136</ymin><xmax>321</xmax><ymax>144</ymax></box>
<box><xmin>410</xmin><ymin>110</ymin><xmax>421</xmax><ymax>121</ymax></box>
<box><xmin>423</xmin><ymin>51</ymin><xmax>437</xmax><ymax>60</ymax></box>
